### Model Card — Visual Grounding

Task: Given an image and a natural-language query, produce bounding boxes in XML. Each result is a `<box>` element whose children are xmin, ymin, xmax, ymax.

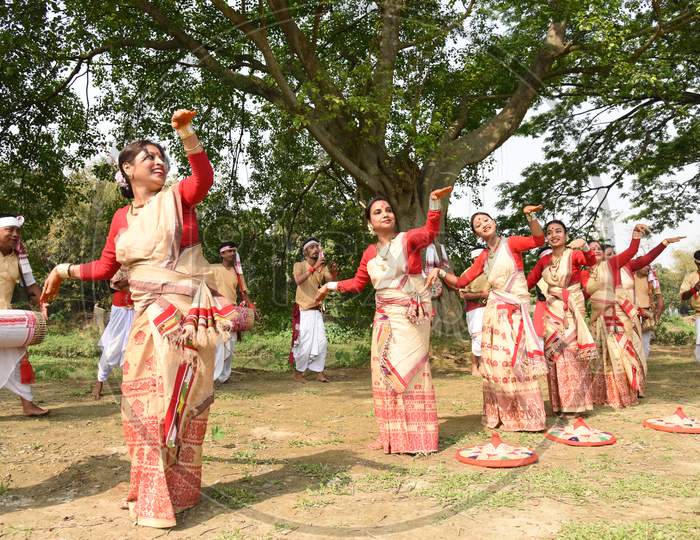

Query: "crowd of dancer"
<box><xmin>0</xmin><ymin>108</ymin><xmax>698</xmax><ymax>529</ymax></box>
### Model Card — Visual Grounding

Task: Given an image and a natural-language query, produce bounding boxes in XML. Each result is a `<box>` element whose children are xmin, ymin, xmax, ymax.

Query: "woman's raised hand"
<box><xmin>40</xmin><ymin>268</ymin><xmax>63</xmax><ymax>304</ymax></box>
<box><xmin>430</xmin><ymin>186</ymin><xmax>453</xmax><ymax>200</ymax></box>
<box><xmin>664</xmin><ymin>236</ymin><xmax>685</xmax><ymax>245</ymax></box>
<box><xmin>568</xmin><ymin>238</ymin><xmax>588</xmax><ymax>250</ymax></box>
<box><xmin>171</xmin><ymin>109</ymin><xmax>196</xmax><ymax>130</ymax></box>
<box><xmin>632</xmin><ymin>223</ymin><xmax>651</xmax><ymax>238</ymax></box>
<box><xmin>523</xmin><ymin>204</ymin><xmax>543</xmax><ymax>214</ymax></box>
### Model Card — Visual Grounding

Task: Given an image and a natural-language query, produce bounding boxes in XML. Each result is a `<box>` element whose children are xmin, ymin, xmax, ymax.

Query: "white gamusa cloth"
<box><xmin>466</xmin><ymin>307</ymin><xmax>485</xmax><ymax>356</ymax></box>
<box><xmin>213</xmin><ymin>334</ymin><xmax>238</xmax><ymax>383</ymax></box>
<box><xmin>0</xmin><ymin>348</ymin><xmax>29</xmax><ymax>397</ymax></box>
<box><xmin>292</xmin><ymin>309</ymin><xmax>327</xmax><ymax>373</ymax></box>
<box><xmin>97</xmin><ymin>305</ymin><xmax>134</xmax><ymax>382</ymax></box>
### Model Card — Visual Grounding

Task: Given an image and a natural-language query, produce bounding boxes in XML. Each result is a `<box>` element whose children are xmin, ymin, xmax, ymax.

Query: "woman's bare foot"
<box><xmin>293</xmin><ymin>371</ymin><xmax>306</xmax><ymax>383</ymax></box>
<box><xmin>316</xmin><ymin>372</ymin><xmax>329</xmax><ymax>383</ymax></box>
<box><xmin>119</xmin><ymin>498</ymin><xmax>129</xmax><ymax>510</ymax></box>
<box><xmin>20</xmin><ymin>398</ymin><xmax>49</xmax><ymax>417</ymax></box>
<box><xmin>92</xmin><ymin>381</ymin><xmax>104</xmax><ymax>400</ymax></box>
<box><xmin>368</xmin><ymin>438</ymin><xmax>384</xmax><ymax>450</ymax></box>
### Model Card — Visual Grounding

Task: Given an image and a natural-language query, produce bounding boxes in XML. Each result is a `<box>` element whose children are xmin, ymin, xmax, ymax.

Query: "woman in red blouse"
<box><xmin>526</xmin><ymin>220</ymin><xmax>598</xmax><ymax>416</ymax></box>
<box><xmin>316</xmin><ymin>187</ymin><xmax>452</xmax><ymax>454</ymax></box>
<box><xmin>580</xmin><ymin>226</ymin><xmax>648</xmax><ymax>408</ymax></box>
<box><xmin>41</xmin><ymin>110</ymin><xmax>234</xmax><ymax>529</ymax></box>
<box><xmin>427</xmin><ymin>206</ymin><xmax>548</xmax><ymax>431</ymax></box>
<box><xmin>603</xmin><ymin>235</ymin><xmax>683</xmax><ymax>395</ymax></box>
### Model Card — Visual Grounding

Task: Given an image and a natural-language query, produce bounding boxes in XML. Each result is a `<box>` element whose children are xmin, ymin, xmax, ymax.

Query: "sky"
<box><xmin>448</xmin><ymin>134</ymin><xmax>700</xmax><ymax>267</ymax></box>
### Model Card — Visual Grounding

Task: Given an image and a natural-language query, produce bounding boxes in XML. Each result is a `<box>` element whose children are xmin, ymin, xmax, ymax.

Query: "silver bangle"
<box><xmin>56</xmin><ymin>263</ymin><xmax>72</xmax><ymax>279</ymax></box>
<box><xmin>183</xmin><ymin>142</ymin><xmax>202</xmax><ymax>153</ymax></box>
<box><xmin>429</xmin><ymin>198</ymin><xmax>442</xmax><ymax>211</ymax></box>
<box><xmin>438</xmin><ymin>269</ymin><xmax>447</xmax><ymax>279</ymax></box>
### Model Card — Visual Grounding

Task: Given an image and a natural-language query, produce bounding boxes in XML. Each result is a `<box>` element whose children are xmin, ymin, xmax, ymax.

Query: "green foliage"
<box><xmin>654</xmin><ymin>315</ymin><xmax>695</xmax><ymax>346</ymax></box>
<box><xmin>556</xmin><ymin>519</ymin><xmax>700</xmax><ymax>540</ymax></box>
<box><xmin>333</xmin><ymin>343</ymin><xmax>371</xmax><ymax>368</ymax></box>
<box><xmin>497</xmin><ymin>1</ymin><xmax>699</xmax><ymax>232</ymax></box>
<box><xmin>208</xmin><ymin>485</ymin><xmax>256</xmax><ymax>510</ymax></box>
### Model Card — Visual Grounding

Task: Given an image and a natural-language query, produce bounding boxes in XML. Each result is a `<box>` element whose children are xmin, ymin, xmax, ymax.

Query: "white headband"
<box><xmin>0</xmin><ymin>216</ymin><xmax>24</xmax><ymax>229</ymax></box>
<box><xmin>303</xmin><ymin>240</ymin><xmax>320</xmax><ymax>252</ymax></box>
<box><xmin>219</xmin><ymin>245</ymin><xmax>236</xmax><ymax>253</ymax></box>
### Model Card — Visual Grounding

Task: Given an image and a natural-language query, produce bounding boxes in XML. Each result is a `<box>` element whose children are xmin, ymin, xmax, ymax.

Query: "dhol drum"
<box><xmin>0</xmin><ymin>309</ymin><xmax>47</xmax><ymax>348</ymax></box>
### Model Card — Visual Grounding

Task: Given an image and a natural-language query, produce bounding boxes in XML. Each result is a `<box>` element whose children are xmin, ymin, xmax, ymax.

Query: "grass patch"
<box><xmin>214</xmin><ymin>531</ymin><xmax>249</xmax><ymax>540</ymax></box>
<box><xmin>288</xmin><ymin>436</ymin><xmax>344</xmax><ymax>448</ymax></box>
<box><xmin>208</xmin><ymin>485</ymin><xmax>257</xmax><ymax>509</ymax></box>
<box><xmin>355</xmin><ymin>466</ymin><xmax>413</xmax><ymax>492</ymax></box>
<box><xmin>556</xmin><ymin>519</ymin><xmax>700</xmax><ymax>539</ymax></box>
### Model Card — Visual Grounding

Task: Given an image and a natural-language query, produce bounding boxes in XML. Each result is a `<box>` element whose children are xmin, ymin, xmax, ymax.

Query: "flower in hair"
<box><xmin>114</xmin><ymin>170</ymin><xmax>129</xmax><ymax>188</ymax></box>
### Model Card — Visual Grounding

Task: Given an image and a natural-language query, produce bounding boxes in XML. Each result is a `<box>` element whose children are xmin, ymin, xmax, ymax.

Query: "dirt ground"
<box><xmin>1</xmin><ymin>345</ymin><xmax>699</xmax><ymax>540</ymax></box>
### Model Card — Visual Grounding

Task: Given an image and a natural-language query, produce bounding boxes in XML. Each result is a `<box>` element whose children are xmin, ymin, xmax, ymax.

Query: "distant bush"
<box><xmin>654</xmin><ymin>315</ymin><xmax>695</xmax><ymax>346</ymax></box>
<box><xmin>333</xmin><ymin>343</ymin><xmax>371</xmax><ymax>368</ymax></box>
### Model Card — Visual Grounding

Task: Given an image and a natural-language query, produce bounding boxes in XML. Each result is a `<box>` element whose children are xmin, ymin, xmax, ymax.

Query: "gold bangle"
<box><xmin>183</xmin><ymin>142</ymin><xmax>202</xmax><ymax>153</ymax></box>
<box><xmin>177</xmin><ymin>124</ymin><xmax>195</xmax><ymax>140</ymax></box>
<box><xmin>56</xmin><ymin>263</ymin><xmax>72</xmax><ymax>279</ymax></box>
<box><xmin>525</xmin><ymin>213</ymin><xmax>535</xmax><ymax>222</ymax></box>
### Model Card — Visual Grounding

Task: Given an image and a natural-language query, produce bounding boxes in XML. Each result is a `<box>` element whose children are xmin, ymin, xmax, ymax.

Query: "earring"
<box><xmin>367</xmin><ymin>222</ymin><xmax>375</xmax><ymax>235</ymax></box>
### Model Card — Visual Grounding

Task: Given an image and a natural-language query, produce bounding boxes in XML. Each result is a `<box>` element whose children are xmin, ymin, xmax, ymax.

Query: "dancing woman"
<box><xmin>41</xmin><ymin>110</ymin><xmax>232</xmax><ymax>528</ymax></box>
<box><xmin>580</xmin><ymin>226</ymin><xmax>648</xmax><ymax>408</ymax></box>
<box><xmin>315</xmin><ymin>187</ymin><xmax>452</xmax><ymax>454</ymax></box>
<box><xmin>429</xmin><ymin>206</ymin><xmax>547</xmax><ymax>431</ymax></box>
<box><xmin>616</xmin><ymin>235</ymin><xmax>683</xmax><ymax>389</ymax></box>
<box><xmin>526</xmin><ymin>220</ymin><xmax>597</xmax><ymax>416</ymax></box>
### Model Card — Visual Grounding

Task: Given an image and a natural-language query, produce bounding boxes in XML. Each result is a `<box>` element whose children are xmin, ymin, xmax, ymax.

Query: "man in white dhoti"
<box><xmin>210</xmin><ymin>242</ymin><xmax>252</xmax><ymax>383</ymax></box>
<box><xmin>0</xmin><ymin>214</ymin><xmax>48</xmax><ymax>415</ymax></box>
<box><xmin>680</xmin><ymin>250</ymin><xmax>700</xmax><ymax>363</ymax></box>
<box><xmin>291</xmin><ymin>237</ymin><xmax>337</xmax><ymax>383</ymax></box>
<box><xmin>459</xmin><ymin>248</ymin><xmax>489</xmax><ymax>376</ymax></box>
<box><xmin>92</xmin><ymin>269</ymin><xmax>134</xmax><ymax>399</ymax></box>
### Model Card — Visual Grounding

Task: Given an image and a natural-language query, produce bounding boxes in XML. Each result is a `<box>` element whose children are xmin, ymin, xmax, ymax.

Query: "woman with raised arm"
<box><xmin>41</xmin><ymin>110</ymin><xmax>233</xmax><ymax>529</ymax></box>
<box><xmin>315</xmin><ymin>187</ymin><xmax>452</xmax><ymax>454</ymax></box>
<box><xmin>428</xmin><ymin>206</ymin><xmax>547</xmax><ymax>432</ymax></box>
<box><xmin>526</xmin><ymin>220</ymin><xmax>598</xmax><ymax>417</ymax></box>
<box><xmin>580</xmin><ymin>225</ymin><xmax>648</xmax><ymax>409</ymax></box>
<box><xmin>616</xmin><ymin>235</ymin><xmax>684</xmax><ymax>390</ymax></box>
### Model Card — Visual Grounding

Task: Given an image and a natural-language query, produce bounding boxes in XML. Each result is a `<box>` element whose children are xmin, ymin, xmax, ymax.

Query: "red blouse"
<box><xmin>455</xmin><ymin>235</ymin><xmax>545</xmax><ymax>289</ymax></box>
<box><xmin>79</xmin><ymin>152</ymin><xmax>214</xmax><ymax>281</ymax></box>
<box><xmin>526</xmin><ymin>249</ymin><xmax>597</xmax><ymax>290</ymax></box>
<box><xmin>625</xmin><ymin>241</ymin><xmax>666</xmax><ymax>273</ymax></box>
<box><xmin>580</xmin><ymin>237</ymin><xmax>640</xmax><ymax>289</ymax></box>
<box><xmin>336</xmin><ymin>209</ymin><xmax>441</xmax><ymax>294</ymax></box>
<box><xmin>112</xmin><ymin>289</ymin><xmax>133</xmax><ymax>307</ymax></box>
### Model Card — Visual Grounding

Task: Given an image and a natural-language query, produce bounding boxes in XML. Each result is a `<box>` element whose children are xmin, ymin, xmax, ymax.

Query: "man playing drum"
<box><xmin>0</xmin><ymin>214</ymin><xmax>48</xmax><ymax>416</ymax></box>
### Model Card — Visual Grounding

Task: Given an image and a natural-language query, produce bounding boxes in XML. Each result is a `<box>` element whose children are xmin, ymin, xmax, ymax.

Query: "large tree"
<box><xmin>5</xmin><ymin>1</ymin><xmax>698</xmax><ymax>226</ymax></box>
<box><xmin>3</xmin><ymin>1</ymin><xmax>698</xmax><ymax>334</ymax></box>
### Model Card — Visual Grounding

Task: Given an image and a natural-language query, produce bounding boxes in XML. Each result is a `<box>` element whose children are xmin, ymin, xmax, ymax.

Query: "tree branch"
<box><xmin>38</xmin><ymin>39</ymin><xmax>179</xmax><ymax>104</ymax></box>
<box><xmin>426</xmin><ymin>18</ymin><xmax>570</xmax><ymax>186</ymax></box>
<box><xmin>368</xmin><ymin>0</ymin><xmax>404</xmax><ymax>143</ymax></box>
<box><xmin>132</xmin><ymin>0</ymin><xmax>283</xmax><ymax>104</ymax></box>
